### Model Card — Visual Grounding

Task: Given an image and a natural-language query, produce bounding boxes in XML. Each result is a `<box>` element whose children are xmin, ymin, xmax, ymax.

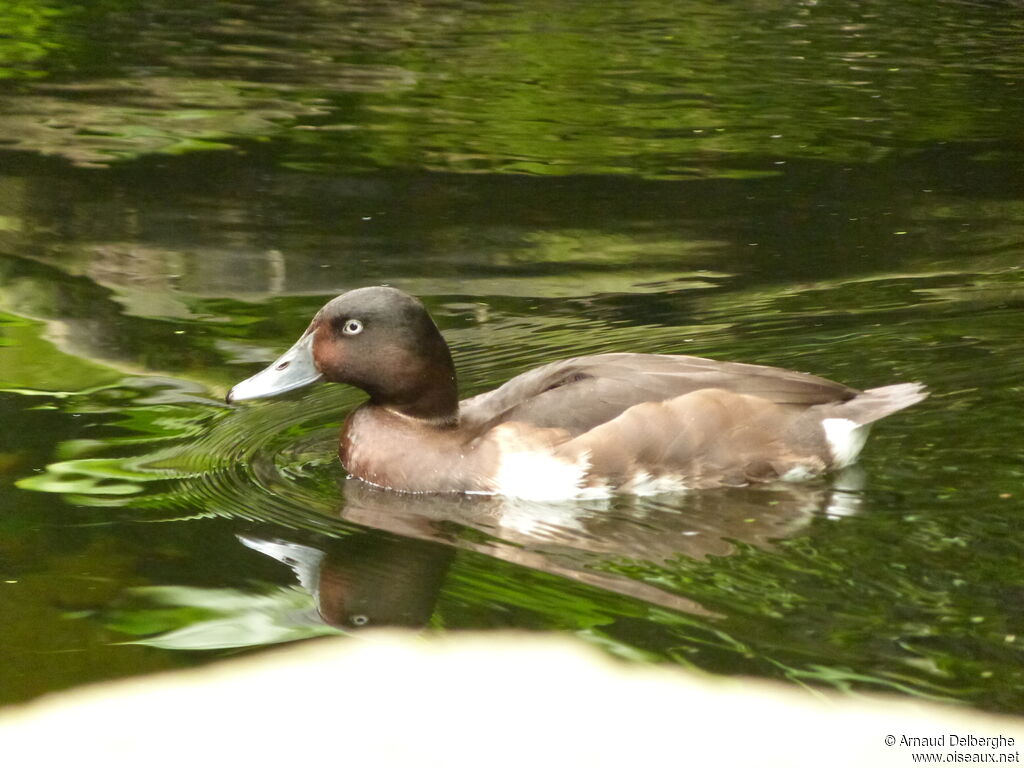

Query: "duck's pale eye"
<box><xmin>343</xmin><ymin>319</ymin><xmax>363</xmax><ymax>336</ymax></box>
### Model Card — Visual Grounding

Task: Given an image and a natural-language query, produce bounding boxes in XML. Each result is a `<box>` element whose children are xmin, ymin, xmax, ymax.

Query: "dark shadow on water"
<box><xmin>238</xmin><ymin>471</ymin><xmax>867</xmax><ymax>631</ymax></box>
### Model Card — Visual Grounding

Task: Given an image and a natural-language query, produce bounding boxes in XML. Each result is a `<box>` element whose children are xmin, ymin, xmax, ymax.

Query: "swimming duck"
<box><xmin>226</xmin><ymin>286</ymin><xmax>926</xmax><ymax>500</ymax></box>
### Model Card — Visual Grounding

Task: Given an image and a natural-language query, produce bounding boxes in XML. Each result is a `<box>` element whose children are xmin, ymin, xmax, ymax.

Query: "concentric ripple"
<box><xmin>18</xmin><ymin>382</ymin><xmax>360</xmax><ymax>533</ymax></box>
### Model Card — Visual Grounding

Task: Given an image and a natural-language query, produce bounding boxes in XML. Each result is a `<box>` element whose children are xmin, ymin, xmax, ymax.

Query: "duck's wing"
<box><xmin>459</xmin><ymin>353</ymin><xmax>859</xmax><ymax>436</ymax></box>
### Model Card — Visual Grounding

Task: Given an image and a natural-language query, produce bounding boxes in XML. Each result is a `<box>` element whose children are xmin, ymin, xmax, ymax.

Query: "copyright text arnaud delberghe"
<box><xmin>884</xmin><ymin>734</ymin><xmax>1019</xmax><ymax>763</ymax></box>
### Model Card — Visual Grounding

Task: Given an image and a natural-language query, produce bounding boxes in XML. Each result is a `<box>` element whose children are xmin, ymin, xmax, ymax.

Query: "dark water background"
<box><xmin>2</xmin><ymin>0</ymin><xmax>1024</xmax><ymax>711</ymax></box>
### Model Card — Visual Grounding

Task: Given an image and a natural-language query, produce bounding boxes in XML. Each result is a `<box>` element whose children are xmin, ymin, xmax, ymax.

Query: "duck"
<box><xmin>226</xmin><ymin>286</ymin><xmax>927</xmax><ymax>500</ymax></box>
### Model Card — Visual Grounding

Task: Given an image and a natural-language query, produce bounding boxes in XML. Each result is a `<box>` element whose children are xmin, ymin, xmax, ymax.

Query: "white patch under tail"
<box><xmin>822</xmin><ymin>418</ymin><xmax>871</xmax><ymax>468</ymax></box>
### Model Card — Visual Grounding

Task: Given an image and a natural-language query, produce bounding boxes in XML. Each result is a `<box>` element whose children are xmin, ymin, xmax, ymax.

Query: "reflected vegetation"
<box><xmin>2</xmin><ymin>0</ymin><xmax>1024</xmax><ymax>716</ymax></box>
<box><xmin>1</xmin><ymin>0</ymin><xmax>1023</xmax><ymax>170</ymax></box>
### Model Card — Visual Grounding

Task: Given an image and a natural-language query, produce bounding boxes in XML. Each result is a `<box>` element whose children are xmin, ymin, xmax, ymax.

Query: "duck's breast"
<box><xmin>340</xmin><ymin>406</ymin><xmax>496</xmax><ymax>494</ymax></box>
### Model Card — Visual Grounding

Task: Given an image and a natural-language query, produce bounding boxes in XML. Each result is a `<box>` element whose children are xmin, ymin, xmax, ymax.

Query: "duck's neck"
<box><xmin>377</xmin><ymin>371</ymin><xmax>459</xmax><ymax>425</ymax></box>
<box><xmin>369</xmin><ymin>343</ymin><xmax>460</xmax><ymax>426</ymax></box>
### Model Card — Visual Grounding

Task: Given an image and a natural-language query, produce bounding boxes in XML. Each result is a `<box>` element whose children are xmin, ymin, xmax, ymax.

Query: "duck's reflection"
<box><xmin>240</xmin><ymin>470</ymin><xmax>864</xmax><ymax>630</ymax></box>
<box><xmin>240</xmin><ymin>533</ymin><xmax>453</xmax><ymax>630</ymax></box>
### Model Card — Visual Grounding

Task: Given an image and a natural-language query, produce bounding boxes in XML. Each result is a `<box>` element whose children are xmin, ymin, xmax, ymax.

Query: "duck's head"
<box><xmin>227</xmin><ymin>286</ymin><xmax>458</xmax><ymax>421</ymax></box>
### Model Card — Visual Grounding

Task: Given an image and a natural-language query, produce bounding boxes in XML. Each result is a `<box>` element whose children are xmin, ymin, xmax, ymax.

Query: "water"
<box><xmin>2</xmin><ymin>0</ymin><xmax>1024</xmax><ymax>711</ymax></box>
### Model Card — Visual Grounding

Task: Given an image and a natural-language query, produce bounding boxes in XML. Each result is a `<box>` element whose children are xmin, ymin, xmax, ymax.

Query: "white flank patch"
<box><xmin>822</xmin><ymin>418</ymin><xmax>870</xmax><ymax>468</ymax></box>
<box><xmin>493</xmin><ymin>449</ymin><xmax>596</xmax><ymax>501</ymax></box>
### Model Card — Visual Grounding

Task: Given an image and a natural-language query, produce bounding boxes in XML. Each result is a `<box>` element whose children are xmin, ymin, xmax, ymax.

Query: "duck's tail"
<box><xmin>813</xmin><ymin>382</ymin><xmax>927</xmax><ymax>469</ymax></box>
<box><xmin>835</xmin><ymin>382</ymin><xmax>929</xmax><ymax>425</ymax></box>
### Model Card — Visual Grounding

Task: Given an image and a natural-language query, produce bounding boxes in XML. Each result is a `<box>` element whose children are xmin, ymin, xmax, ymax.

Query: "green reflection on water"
<box><xmin>0</xmin><ymin>313</ymin><xmax>122</xmax><ymax>392</ymax></box>
<box><xmin>0</xmin><ymin>3</ymin><xmax>66</xmax><ymax>80</ymax></box>
<box><xmin>2</xmin><ymin>0</ymin><xmax>1022</xmax><ymax>170</ymax></box>
<box><xmin>107</xmin><ymin>586</ymin><xmax>341</xmax><ymax>650</ymax></box>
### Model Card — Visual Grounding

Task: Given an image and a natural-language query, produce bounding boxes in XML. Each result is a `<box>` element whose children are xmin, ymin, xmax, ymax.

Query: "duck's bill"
<box><xmin>226</xmin><ymin>331</ymin><xmax>324</xmax><ymax>404</ymax></box>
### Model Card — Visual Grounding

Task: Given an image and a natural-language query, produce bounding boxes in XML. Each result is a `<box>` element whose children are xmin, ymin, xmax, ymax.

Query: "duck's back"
<box><xmin>460</xmin><ymin>353</ymin><xmax>859</xmax><ymax>436</ymax></box>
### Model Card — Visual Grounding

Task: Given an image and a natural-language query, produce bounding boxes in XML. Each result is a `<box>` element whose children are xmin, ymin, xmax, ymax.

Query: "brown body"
<box><xmin>338</xmin><ymin>350</ymin><xmax>923</xmax><ymax>498</ymax></box>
